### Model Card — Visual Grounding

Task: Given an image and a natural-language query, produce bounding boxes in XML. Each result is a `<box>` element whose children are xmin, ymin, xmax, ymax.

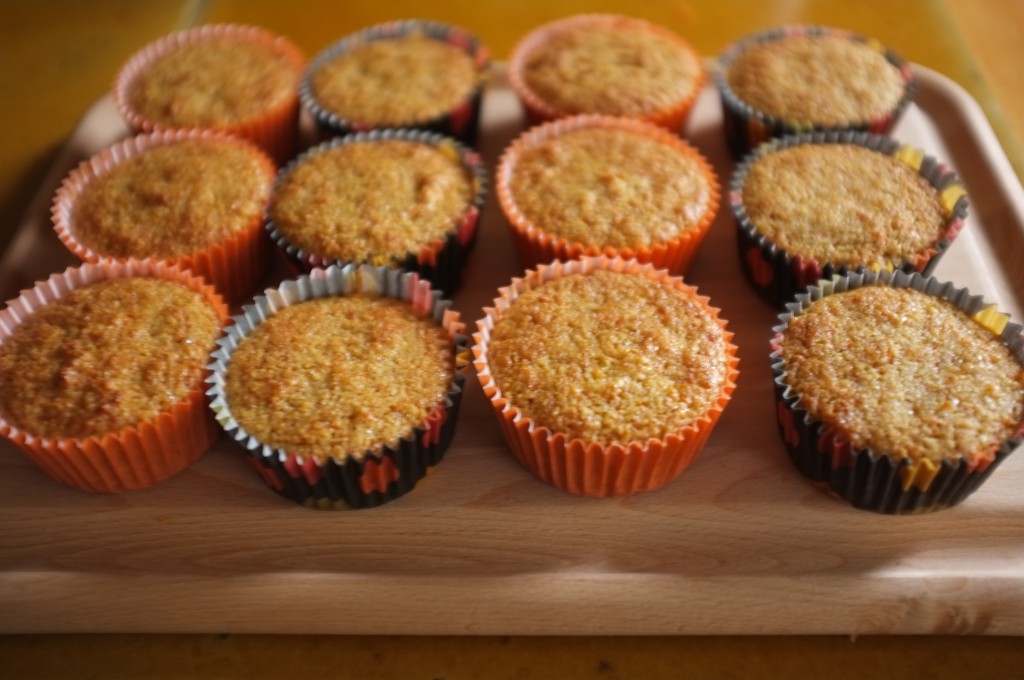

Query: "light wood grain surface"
<box><xmin>3</xmin><ymin>67</ymin><xmax>1022</xmax><ymax>638</ymax></box>
<box><xmin>2</xmin><ymin>1</ymin><xmax>1024</xmax><ymax>677</ymax></box>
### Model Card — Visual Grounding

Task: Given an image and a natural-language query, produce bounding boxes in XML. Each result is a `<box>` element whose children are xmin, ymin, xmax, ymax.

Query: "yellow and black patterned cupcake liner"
<box><xmin>206</xmin><ymin>264</ymin><xmax>469</xmax><ymax>510</ymax></box>
<box><xmin>265</xmin><ymin>128</ymin><xmax>487</xmax><ymax>297</ymax></box>
<box><xmin>300</xmin><ymin>19</ymin><xmax>490</xmax><ymax>147</ymax></box>
<box><xmin>716</xmin><ymin>25</ymin><xmax>915</xmax><ymax>158</ymax></box>
<box><xmin>732</xmin><ymin>131</ymin><xmax>968</xmax><ymax>308</ymax></box>
<box><xmin>770</xmin><ymin>270</ymin><xmax>1023</xmax><ymax>514</ymax></box>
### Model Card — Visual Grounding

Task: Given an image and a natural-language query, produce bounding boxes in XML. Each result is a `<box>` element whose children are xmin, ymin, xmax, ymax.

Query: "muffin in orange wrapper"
<box><xmin>731</xmin><ymin>131</ymin><xmax>968</xmax><ymax>307</ymax></box>
<box><xmin>301</xmin><ymin>20</ymin><xmax>490</xmax><ymax>147</ymax></box>
<box><xmin>497</xmin><ymin>114</ymin><xmax>720</xmax><ymax>275</ymax></box>
<box><xmin>51</xmin><ymin>129</ymin><xmax>276</xmax><ymax>303</ymax></box>
<box><xmin>0</xmin><ymin>260</ymin><xmax>229</xmax><ymax>493</ymax></box>
<box><xmin>771</xmin><ymin>270</ymin><xmax>1024</xmax><ymax>513</ymax></box>
<box><xmin>266</xmin><ymin>128</ymin><xmax>486</xmax><ymax>297</ymax></box>
<box><xmin>113</xmin><ymin>24</ymin><xmax>305</xmax><ymax>163</ymax></box>
<box><xmin>716</xmin><ymin>25</ymin><xmax>915</xmax><ymax>157</ymax></box>
<box><xmin>206</xmin><ymin>264</ymin><xmax>469</xmax><ymax>510</ymax></box>
<box><xmin>473</xmin><ymin>256</ymin><xmax>739</xmax><ymax>498</ymax></box>
<box><xmin>508</xmin><ymin>14</ymin><xmax>706</xmax><ymax>132</ymax></box>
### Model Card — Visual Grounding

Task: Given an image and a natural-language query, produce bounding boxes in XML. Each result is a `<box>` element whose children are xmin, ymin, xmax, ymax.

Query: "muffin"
<box><xmin>732</xmin><ymin>132</ymin><xmax>967</xmax><ymax>307</ymax></box>
<box><xmin>508</xmin><ymin>14</ymin><xmax>705</xmax><ymax>131</ymax></box>
<box><xmin>497</xmin><ymin>115</ymin><xmax>720</xmax><ymax>274</ymax></box>
<box><xmin>114</xmin><ymin>24</ymin><xmax>305</xmax><ymax>162</ymax></box>
<box><xmin>474</xmin><ymin>256</ymin><xmax>739</xmax><ymax>498</ymax></box>
<box><xmin>301</xmin><ymin>20</ymin><xmax>490</xmax><ymax>146</ymax></box>
<box><xmin>717</xmin><ymin>25</ymin><xmax>914</xmax><ymax>157</ymax></box>
<box><xmin>207</xmin><ymin>264</ymin><xmax>469</xmax><ymax>510</ymax></box>
<box><xmin>267</xmin><ymin>129</ymin><xmax>486</xmax><ymax>296</ymax></box>
<box><xmin>0</xmin><ymin>260</ymin><xmax>228</xmax><ymax>493</ymax></box>
<box><xmin>771</xmin><ymin>271</ymin><xmax>1024</xmax><ymax>513</ymax></box>
<box><xmin>52</xmin><ymin>129</ymin><xmax>276</xmax><ymax>303</ymax></box>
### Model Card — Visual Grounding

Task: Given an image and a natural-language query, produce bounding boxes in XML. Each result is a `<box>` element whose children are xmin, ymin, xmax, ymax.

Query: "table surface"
<box><xmin>1</xmin><ymin>0</ymin><xmax>1023</xmax><ymax>678</ymax></box>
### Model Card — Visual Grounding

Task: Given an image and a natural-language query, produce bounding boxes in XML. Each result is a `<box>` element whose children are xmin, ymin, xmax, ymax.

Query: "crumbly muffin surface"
<box><xmin>780</xmin><ymin>286</ymin><xmax>1024</xmax><ymax>463</ymax></box>
<box><xmin>225</xmin><ymin>296</ymin><xmax>455</xmax><ymax>461</ymax></box>
<box><xmin>312</xmin><ymin>35</ymin><xmax>477</xmax><ymax>125</ymax></box>
<box><xmin>130</xmin><ymin>38</ymin><xmax>298</xmax><ymax>126</ymax></box>
<box><xmin>509</xmin><ymin>128</ymin><xmax>711</xmax><ymax>248</ymax></box>
<box><xmin>523</xmin><ymin>25</ymin><xmax>700</xmax><ymax>116</ymax></box>
<box><xmin>0</xmin><ymin>277</ymin><xmax>220</xmax><ymax>438</ymax></box>
<box><xmin>487</xmin><ymin>270</ymin><xmax>728</xmax><ymax>445</ymax></box>
<box><xmin>726</xmin><ymin>35</ymin><xmax>905</xmax><ymax>125</ymax></box>
<box><xmin>72</xmin><ymin>140</ymin><xmax>271</xmax><ymax>258</ymax></box>
<box><xmin>742</xmin><ymin>144</ymin><xmax>946</xmax><ymax>265</ymax></box>
<box><xmin>271</xmin><ymin>140</ymin><xmax>473</xmax><ymax>262</ymax></box>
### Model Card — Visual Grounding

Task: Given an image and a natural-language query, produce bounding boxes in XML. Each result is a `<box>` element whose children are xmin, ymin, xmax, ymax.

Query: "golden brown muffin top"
<box><xmin>71</xmin><ymin>139</ymin><xmax>272</xmax><ymax>258</ymax></box>
<box><xmin>224</xmin><ymin>295</ymin><xmax>455</xmax><ymax>461</ymax></box>
<box><xmin>509</xmin><ymin>127</ymin><xmax>712</xmax><ymax>248</ymax></box>
<box><xmin>311</xmin><ymin>35</ymin><xmax>478</xmax><ymax>125</ymax></box>
<box><xmin>129</xmin><ymin>37</ymin><xmax>299</xmax><ymax>126</ymax></box>
<box><xmin>741</xmin><ymin>144</ymin><xmax>946</xmax><ymax>265</ymax></box>
<box><xmin>780</xmin><ymin>286</ymin><xmax>1024</xmax><ymax>463</ymax></box>
<box><xmin>487</xmin><ymin>270</ymin><xmax>729</xmax><ymax>445</ymax></box>
<box><xmin>522</xmin><ymin>24</ymin><xmax>700</xmax><ymax>116</ymax></box>
<box><xmin>270</xmin><ymin>140</ymin><xmax>474</xmax><ymax>262</ymax></box>
<box><xmin>0</xmin><ymin>277</ymin><xmax>221</xmax><ymax>439</ymax></box>
<box><xmin>726</xmin><ymin>35</ymin><xmax>905</xmax><ymax>126</ymax></box>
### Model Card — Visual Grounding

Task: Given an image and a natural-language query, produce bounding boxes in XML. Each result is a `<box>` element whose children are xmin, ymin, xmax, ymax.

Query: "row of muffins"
<box><xmin>0</xmin><ymin>16</ymin><xmax>1021</xmax><ymax>515</ymax></box>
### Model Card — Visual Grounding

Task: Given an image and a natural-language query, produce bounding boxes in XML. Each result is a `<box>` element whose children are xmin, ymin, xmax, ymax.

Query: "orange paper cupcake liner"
<box><xmin>113</xmin><ymin>24</ymin><xmax>305</xmax><ymax>163</ymax></box>
<box><xmin>0</xmin><ymin>260</ymin><xmax>230</xmax><ymax>493</ymax></box>
<box><xmin>473</xmin><ymin>256</ymin><xmax>740</xmax><ymax>498</ymax></box>
<box><xmin>508</xmin><ymin>14</ymin><xmax>706</xmax><ymax>132</ymax></box>
<box><xmin>51</xmin><ymin>129</ymin><xmax>276</xmax><ymax>303</ymax></box>
<box><xmin>497</xmin><ymin>115</ymin><xmax>720</xmax><ymax>275</ymax></box>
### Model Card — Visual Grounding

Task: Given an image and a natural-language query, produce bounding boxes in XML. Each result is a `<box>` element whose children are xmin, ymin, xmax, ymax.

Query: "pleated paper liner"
<box><xmin>113</xmin><ymin>24</ymin><xmax>305</xmax><ymax>164</ymax></box>
<box><xmin>266</xmin><ymin>128</ymin><xmax>486</xmax><ymax>298</ymax></box>
<box><xmin>0</xmin><ymin>260</ymin><xmax>229</xmax><ymax>493</ymax></box>
<box><xmin>206</xmin><ymin>264</ymin><xmax>469</xmax><ymax>510</ymax></box>
<box><xmin>770</xmin><ymin>270</ymin><xmax>1024</xmax><ymax>514</ymax></box>
<box><xmin>732</xmin><ymin>131</ymin><xmax>968</xmax><ymax>308</ymax></box>
<box><xmin>507</xmin><ymin>14</ymin><xmax>706</xmax><ymax>132</ymax></box>
<box><xmin>300</xmin><ymin>19</ymin><xmax>490</xmax><ymax>147</ymax></box>
<box><xmin>51</xmin><ymin>129</ymin><xmax>276</xmax><ymax>304</ymax></box>
<box><xmin>473</xmin><ymin>256</ymin><xmax>740</xmax><ymax>498</ymax></box>
<box><xmin>496</xmin><ymin>115</ymin><xmax>720</xmax><ymax>275</ymax></box>
<box><xmin>716</xmin><ymin>25</ymin><xmax>915</xmax><ymax>158</ymax></box>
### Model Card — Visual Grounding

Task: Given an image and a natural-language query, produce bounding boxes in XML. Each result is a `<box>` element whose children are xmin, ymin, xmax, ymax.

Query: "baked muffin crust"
<box><xmin>129</xmin><ymin>37</ymin><xmax>298</xmax><ymax>126</ymax></box>
<box><xmin>271</xmin><ymin>140</ymin><xmax>474</xmax><ymax>263</ymax></box>
<box><xmin>311</xmin><ymin>35</ymin><xmax>477</xmax><ymax>125</ymax></box>
<box><xmin>780</xmin><ymin>286</ymin><xmax>1024</xmax><ymax>463</ymax></box>
<box><xmin>522</xmin><ymin>24</ymin><xmax>700</xmax><ymax>116</ymax></box>
<box><xmin>741</xmin><ymin>144</ymin><xmax>946</xmax><ymax>265</ymax></box>
<box><xmin>509</xmin><ymin>127</ymin><xmax>711</xmax><ymax>248</ymax></box>
<box><xmin>0</xmin><ymin>277</ymin><xmax>221</xmax><ymax>438</ymax></box>
<box><xmin>726</xmin><ymin>35</ymin><xmax>905</xmax><ymax>125</ymax></box>
<box><xmin>487</xmin><ymin>270</ymin><xmax>728</xmax><ymax>444</ymax></box>
<box><xmin>71</xmin><ymin>139</ymin><xmax>272</xmax><ymax>258</ymax></box>
<box><xmin>224</xmin><ymin>296</ymin><xmax>455</xmax><ymax>461</ymax></box>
